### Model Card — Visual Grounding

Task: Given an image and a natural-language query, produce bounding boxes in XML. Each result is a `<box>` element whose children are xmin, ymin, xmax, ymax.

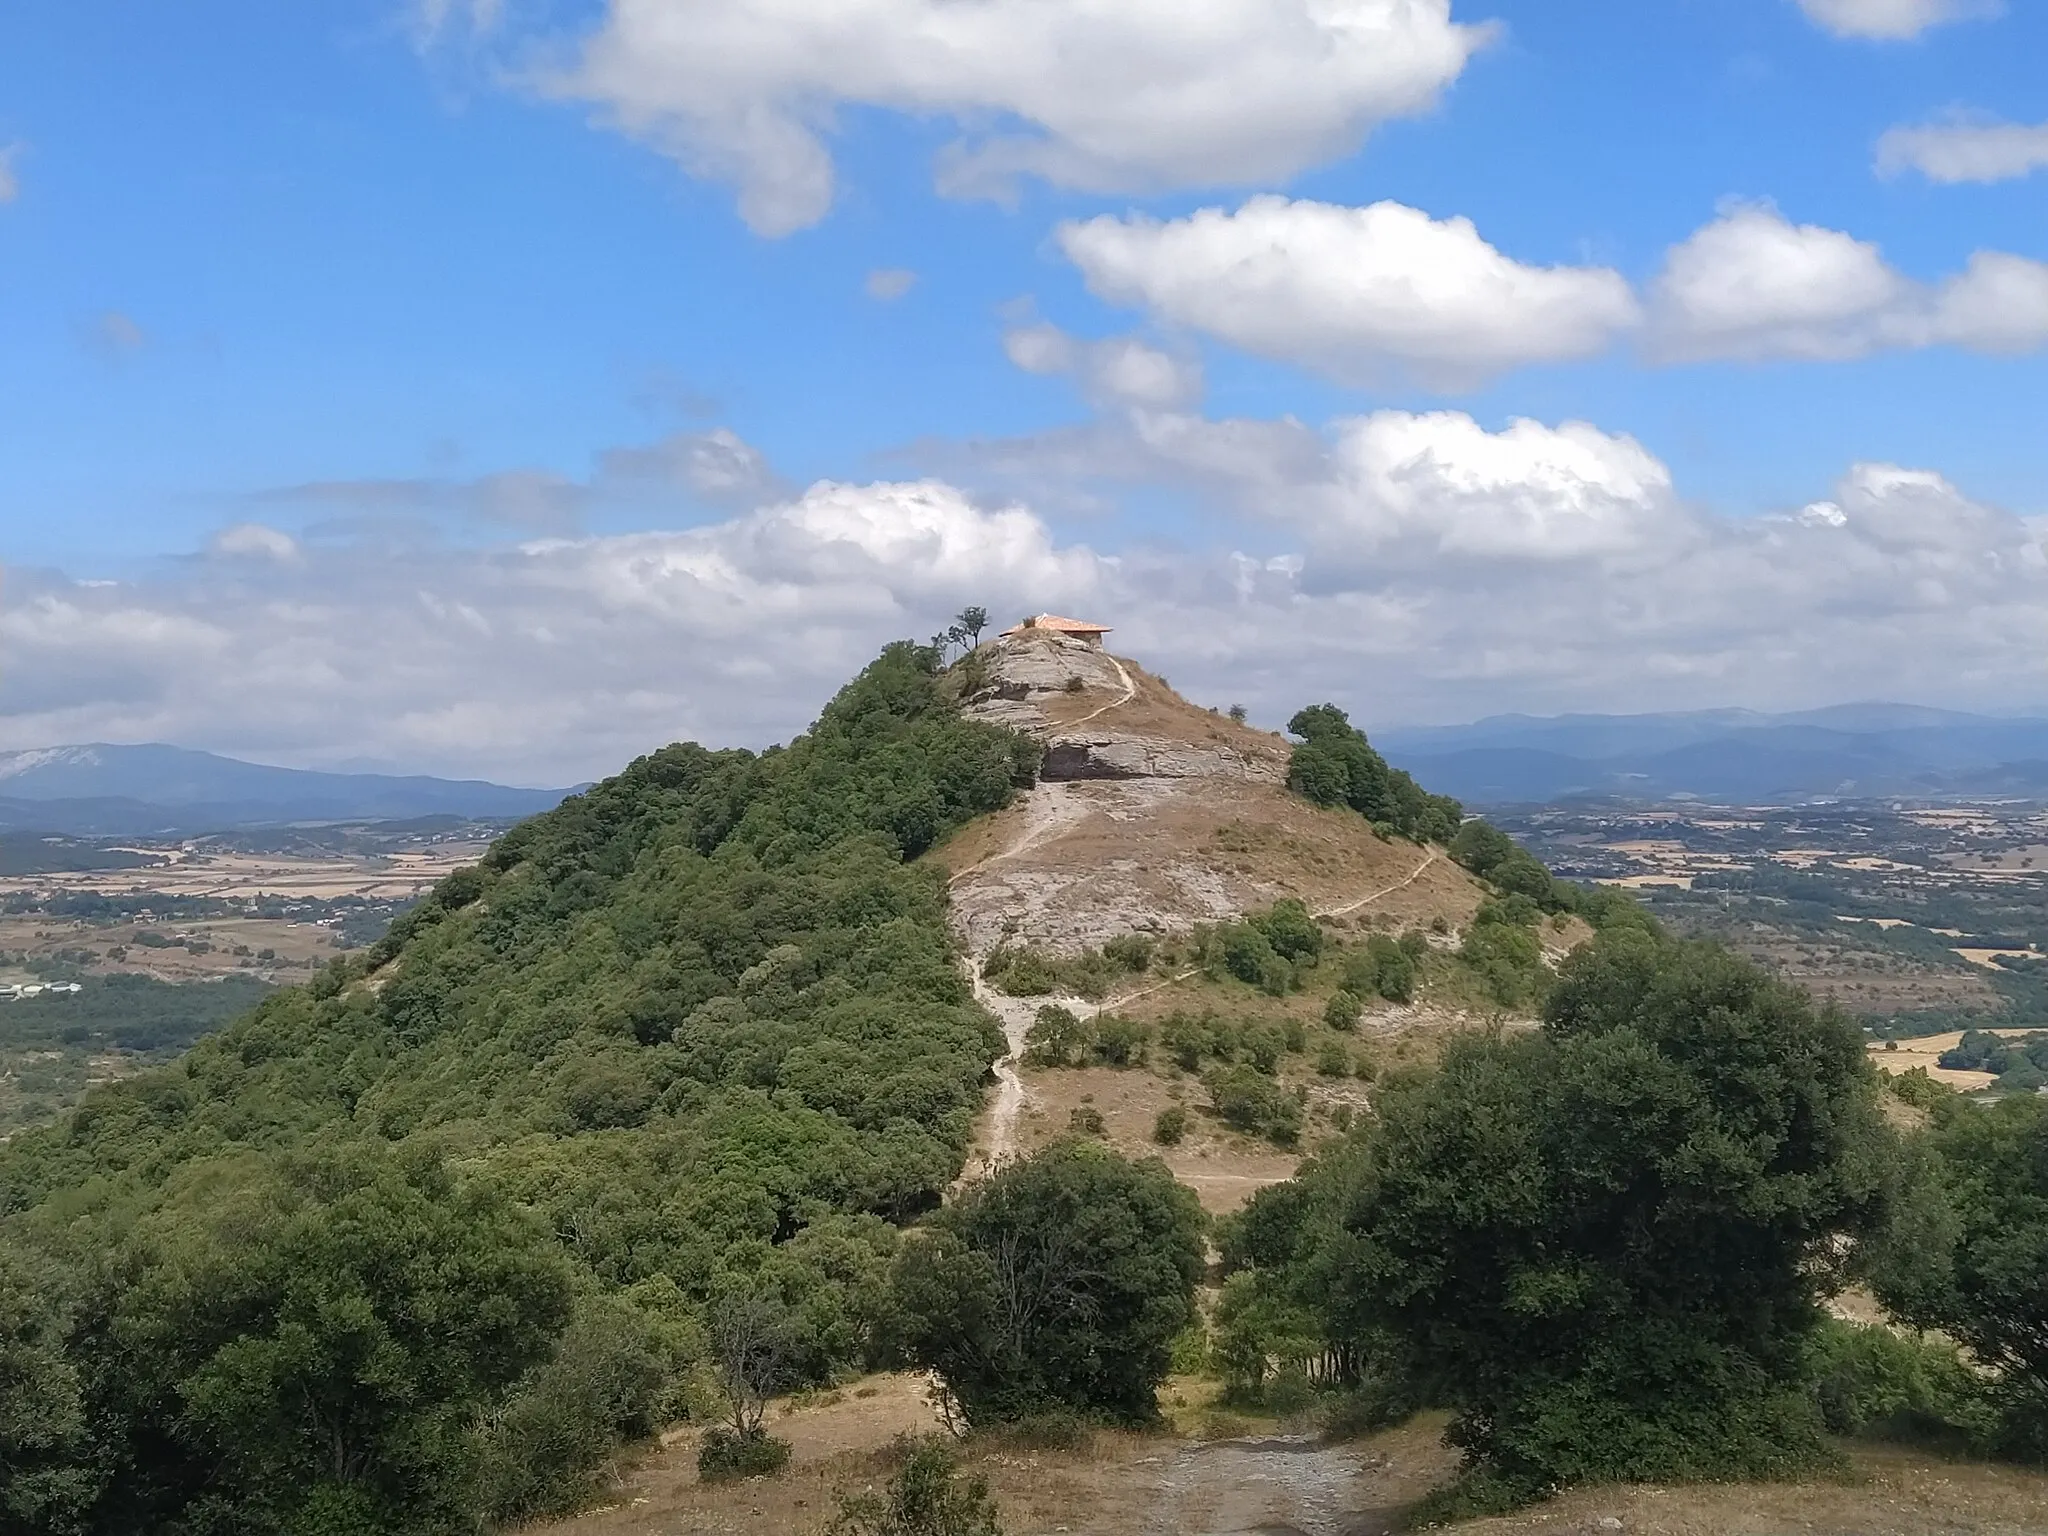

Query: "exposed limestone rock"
<box><xmin>1041</xmin><ymin>732</ymin><xmax>1284</xmax><ymax>785</ymax></box>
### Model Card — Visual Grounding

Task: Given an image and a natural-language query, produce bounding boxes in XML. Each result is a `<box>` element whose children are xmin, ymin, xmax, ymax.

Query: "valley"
<box><xmin>0</xmin><ymin>819</ymin><xmax>501</xmax><ymax>1133</ymax></box>
<box><xmin>1494</xmin><ymin>799</ymin><xmax>2048</xmax><ymax>1039</ymax></box>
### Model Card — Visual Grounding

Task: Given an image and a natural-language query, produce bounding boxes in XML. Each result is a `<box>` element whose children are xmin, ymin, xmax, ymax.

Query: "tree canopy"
<box><xmin>1220</xmin><ymin>924</ymin><xmax>1892</xmax><ymax>1501</ymax></box>
<box><xmin>0</xmin><ymin>641</ymin><xmax>1034</xmax><ymax>1533</ymax></box>
<box><xmin>889</xmin><ymin>1141</ymin><xmax>1206</xmax><ymax>1426</ymax></box>
<box><xmin>1284</xmin><ymin>705</ymin><xmax>1462</xmax><ymax>846</ymax></box>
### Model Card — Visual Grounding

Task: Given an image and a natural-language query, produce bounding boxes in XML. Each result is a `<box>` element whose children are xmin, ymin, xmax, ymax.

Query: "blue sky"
<box><xmin>2</xmin><ymin>0</ymin><xmax>2046</xmax><ymax>780</ymax></box>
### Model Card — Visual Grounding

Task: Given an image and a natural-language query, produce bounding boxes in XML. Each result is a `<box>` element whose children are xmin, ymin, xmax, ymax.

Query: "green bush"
<box><xmin>1101</xmin><ymin>934</ymin><xmax>1155</xmax><ymax>972</ymax></box>
<box><xmin>829</xmin><ymin>1437</ymin><xmax>1002</xmax><ymax>1536</ymax></box>
<box><xmin>1023</xmin><ymin>1004</ymin><xmax>1091</xmax><ymax>1067</ymax></box>
<box><xmin>476</xmin><ymin>1295</ymin><xmax>668</xmax><ymax>1521</ymax></box>
<box><xmin>1256</xmin><ymin>900</ymin><xmax>1323</xmax><ymax>963</ymax></box>
<box><xmin>1225</xmin><ymin>926</ymin><xmax>1891</xmax><ymax>1505</ymax></box>
<box><xmin>1807</xmin><ymin>1320</ymin><xmax>1993</xmax><ymax>1449</ymax></box>
<box><xmin>1871</xmin><ymin>1092</ymin><xmax>2048</xmax><ymax>1461</ymax></box>
<box><xmin>1206</xmin><ymin>1066</ymin><xmax>1301</xmax><ymax>1147</ymax></box>
<box><xmin>1323</xmin><ymin>990</ymin><xmax>1363</xmax><ymax>1031</ymax></box>
<box><xmin>1067</xmin><ymin>1106</ymin><xmax>1106</xmax><ymax>1137</ymax></box>
<box><xmin>1217</xmin><ymin>923</ymin><xmax>1292</xmax><ymax>996</ymax></box>
<box><xmin>1315</xmin><ymin>1041</ymin><xmax>1351</xmax><ymax>1078</ymax></box>
<box><xmin>697</xmin><ymin>1427</ymin><xmax>792</xmax><ymax>1483</ymax></box>
<box><xmin>1152</xmin><ymin>1106</ymin><xmax>1188</xmax><ymax>1146</ymax></box>
<box><xmin>1091</xmin><ymin>1014</ymin><xmax>1149</xmax><ymax>1067</ymax></box>
<box><xmin>1343</xmin><ymin>934</ymin><xmax>1415</xmax><ymax>1003</ymax></box>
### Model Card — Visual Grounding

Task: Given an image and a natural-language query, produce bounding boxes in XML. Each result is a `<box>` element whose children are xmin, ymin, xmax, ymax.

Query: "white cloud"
<box><xmin>1310</xmin><ymin>412</ymin><xmax>1680</xmax><ymax>561</ymax></box>
<box><xmin>15</xmin><ymin>419</ymin><xmax>2048</xmax><ymax>781</ymax></box>
<box><xmin>208</xmin><ymin>524</ymin><xmax>302</xmax><ymax>562</ymax></box>
<box><xmin>544</xmin><ymin>0</ymin><xmax>1492</xmax><ymax>235</ymax></box>
<box><xmin>865</xmin><ymin>267</ymin><xmax>918</xmax><ymax>302</ymax></box>
<box><xmin>1794</xmin><ymin>0</ymin><xmax>1999</xmax><ymax>40</ymax></box>
<box><xmin>1003</xmin><ymin>323</ymin><xmax>1203</xmax><ymax>410</ymax></box>
<box><xmin>1878</xmin><ymin>116</ymin><xmax>2048</xmax><ymax>183</ymax></box>
<box><xmin>1056</xmin><ymin>197</ymin><xmax>1641</xmax><ymax>389</ymax></box>
<box><xmin>1650</xmin><ymin>203</ymin><xmax>2048</xmax><ymax>360</ymax></box>
<box><xmin>0</xmin><ymin>478</ymin><xmax>1111</xmax><ymax>782</ymax></box>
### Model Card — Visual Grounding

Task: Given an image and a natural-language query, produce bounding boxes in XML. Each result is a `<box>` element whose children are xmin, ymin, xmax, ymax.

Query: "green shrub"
<box><xmin>1067</xmin><ymin>1106</ymin><xmax>1105</xmax><ymax>1137</ymax></box>
<box><xmin>1153</xmin><ymin>1106</ymin><xmax>1188</xmax><ymax>1146</ymax></box>
<box><xmin>1323</xmin><ymin>990</ymin><xmax>1363</xmax><ymax>1031</ymax></box>
<box><xmin>1284</xmin><ymin>705</ymin><xmax>1462</xmax><ymax>846</ymax></box>
<box><xmin>1315</xmin><ymin>1041</ymin><xmax>1350</xmax><ymax>1078</ymax></box>
<box><xmin>1807</xmin><ymin>1320</ymin><xmax>1993</xmax><ymax>1449</ymax></box>
<box><xmin>1091</xmin><ymin>1014</ymin><xmax>1149</xmax><ymax>1067</ymax></box>
<box><xmin>476</xmin><ymin>1295</ymin><xmax>668</xmax><ymax>1522</ymax></box>
<box><xmin>1023</xmin><ymin>1004</ymin><xmax>1091</xmax><ymax>1067</ymax></box>
<box><xmin>1206</xmin><ymin>1066</ymin><xmax>1301</xmax><ymax>1147</ymax></box>
<box><xmin>1218</xmin><ymin>924</ymin><xmax>1291</xmax><ymax>996</ymax></box>
<box><xmin>1101</xmin><ymin>933</ymin><xmax>1155</xmax><ymax>972</ymax></box>
<box><xmin>1343</xmin><ymin>934</ymin><xmax>1414</xmax><ymax>1003</ymax></box>
<box><xmin>697</xmin><ymin>1427</ymin><xmax>792</xmax><ymax>1483</ymax></box>
<box><xmin>1256</xmin><ymin>900</ymin><xmax>1323</xmax><ymax>963</ymax></box>
<box><xmin>829</xmin><ymin>1437</ymin><xmax>1002</xmax><ymax>1536</ymax></box>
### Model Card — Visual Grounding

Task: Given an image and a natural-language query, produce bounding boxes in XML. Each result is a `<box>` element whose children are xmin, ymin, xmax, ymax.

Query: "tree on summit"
<box><xmin>1284</xmin><ymin>703</ymin><xmax>1461</xmax><ymax>845</ymax></box>
<box><xmin>957</xmin><ymin>606</ymin><xmax>990</xmax><ymax>648</ymax></box>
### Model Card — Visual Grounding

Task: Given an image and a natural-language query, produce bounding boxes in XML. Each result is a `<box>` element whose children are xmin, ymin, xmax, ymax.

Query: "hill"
<box><xmin>1376</xmin><ymin>704</ymin><xmax>2048</xmax><ymax>805</ymax></box>
<box><xmin>0</xmin><ymin>743</ymin><xmax>573</xmax><ymax>833</ymax></box>
<box><xmin>933</xmin><ymin>629</ymin><xmax>1498</xmax><ymax>1200</ymax></box>
<box><xmin>0</xmin><ymin>645</ymin><xmax>1031</xmax><ymax>1533</ymax></box>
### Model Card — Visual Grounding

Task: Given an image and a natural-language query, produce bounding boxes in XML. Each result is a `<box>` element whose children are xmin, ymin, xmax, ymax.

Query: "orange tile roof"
<box><xmin>1001</xmin><ymin>613</ymin><xmax>1113</xmax><ymax>636</ymax></box>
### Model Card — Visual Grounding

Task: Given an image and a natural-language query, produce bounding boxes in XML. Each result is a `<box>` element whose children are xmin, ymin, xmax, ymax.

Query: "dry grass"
<box><xmin>1866</xmin><ymin>1033</ymin><xmax>1999</xmax><ymax>1089</ymax></box>
<box><xmin>521</xmin><ymin>1373</ymin><xmax>2048</xmax><ymax>1536</ymax></box>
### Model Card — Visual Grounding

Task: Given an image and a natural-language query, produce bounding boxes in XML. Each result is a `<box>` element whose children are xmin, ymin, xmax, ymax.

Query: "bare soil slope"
<box><xmin>936</xmin><ymin>633</ymin><xmax>1483</xmax><ymax>958</ymax></box>
<box><xmin>934</xmin><ymin>632</ymin><xmax>1490</xmax><ymax>1186</ymax></box>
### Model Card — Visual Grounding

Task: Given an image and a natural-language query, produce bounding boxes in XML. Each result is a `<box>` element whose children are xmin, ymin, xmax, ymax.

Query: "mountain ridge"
<box><xmin>0</xmin><ymin>742</ymin><xmax>573</xmax><ymax>832</ymax></box>
<box><xmin>1374</xmin><ymin>703</ymin><xmax>2048</xmax><ymax>804</ymax></box>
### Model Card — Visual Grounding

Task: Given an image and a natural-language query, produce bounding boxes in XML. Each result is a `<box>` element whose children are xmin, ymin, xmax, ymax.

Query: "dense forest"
<box><xmin>0</xmin><ymin>642</ymin><xmax>1037</xmax><ymax>1534</ymax></box>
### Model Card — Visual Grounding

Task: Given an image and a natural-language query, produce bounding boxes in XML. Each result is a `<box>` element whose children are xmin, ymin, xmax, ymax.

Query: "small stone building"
<box><xmin>1000</xmin><ymin>613</ymin><xmax>1113</xmax><ymax>649</ymax></box>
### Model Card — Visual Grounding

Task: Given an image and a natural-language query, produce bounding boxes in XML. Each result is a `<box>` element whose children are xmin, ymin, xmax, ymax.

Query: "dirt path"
<box><xmin>1067</xmin><ymin>653</ymin><xmax>1138</xmax><ymax>727</ymax></box>
<box><xmin>1317</xmin><ymin>848</ymin><xmax>1439</xmax><ymax>919</ymax></box>
<box><xmin>1138</xmin><ymin>1433</ymin><xmax>1442</xmax><ymax>1536</ymax></box>
<box><xmin>955</xmin><ymin>783</ymin><xmax>1104</xmax><ymax>1176</ymax></box>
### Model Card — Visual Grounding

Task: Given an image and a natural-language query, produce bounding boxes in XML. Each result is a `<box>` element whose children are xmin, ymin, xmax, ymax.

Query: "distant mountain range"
<box><xmin>1373</xmin><ymin>703</ymin><xmax>2048</xmax><ymax>807</ymax></box>
<box><xmin>0</xmin><ymin>744</ymin><xmax>573</xmax><ymax>835</ymax></box>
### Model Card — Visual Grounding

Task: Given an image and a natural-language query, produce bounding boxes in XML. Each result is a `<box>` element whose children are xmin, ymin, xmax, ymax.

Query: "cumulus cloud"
<box><xmin>1878</xmin><ymin>116</ymin><xmax>2048</xmax><ymax>183</ymax></box>
<box><xmin>15</xmin><ymin>411</ymin><xmax>2048</xmax><ymax>782</ymax></box>
<box><xmin>1650</xmin><ymin>203</ymin><xmax>2048</xmax><ymax>360</ymax></box>
<box><xmin>1003</xmin><ymin>323</ymin><xmax>1203</xmax><ymax>410</ymax></box>
<box><xmin>543</xmin><ymin>0</ymin><xmax>1491</xmax><ymax>235</ymax></box>
<box><xmin>0</xmin><ymin>480</ymin><xmax>1111</xmax><ymax>783</ymax></box>
<box><xmin>1794</xmin><ymin>0</ymin><xmax>1999</xmax><ymax>39</ymax></box>
<box><xmin>1057</xmin><ymin>197</ymin><xmax>1640</xmax><ymax>389</ymax></box>
<box><xmin>207</xmin><ymin>524</ymin><xmax>302</xmax><ymax>563</ymax></box>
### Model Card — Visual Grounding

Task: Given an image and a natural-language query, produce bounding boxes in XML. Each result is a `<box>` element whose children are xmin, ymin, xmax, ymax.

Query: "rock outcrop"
<box><xmin>939</xmin><ymin>632</ymin><xmax>1480</xmax><ymax>958</ymax></box>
